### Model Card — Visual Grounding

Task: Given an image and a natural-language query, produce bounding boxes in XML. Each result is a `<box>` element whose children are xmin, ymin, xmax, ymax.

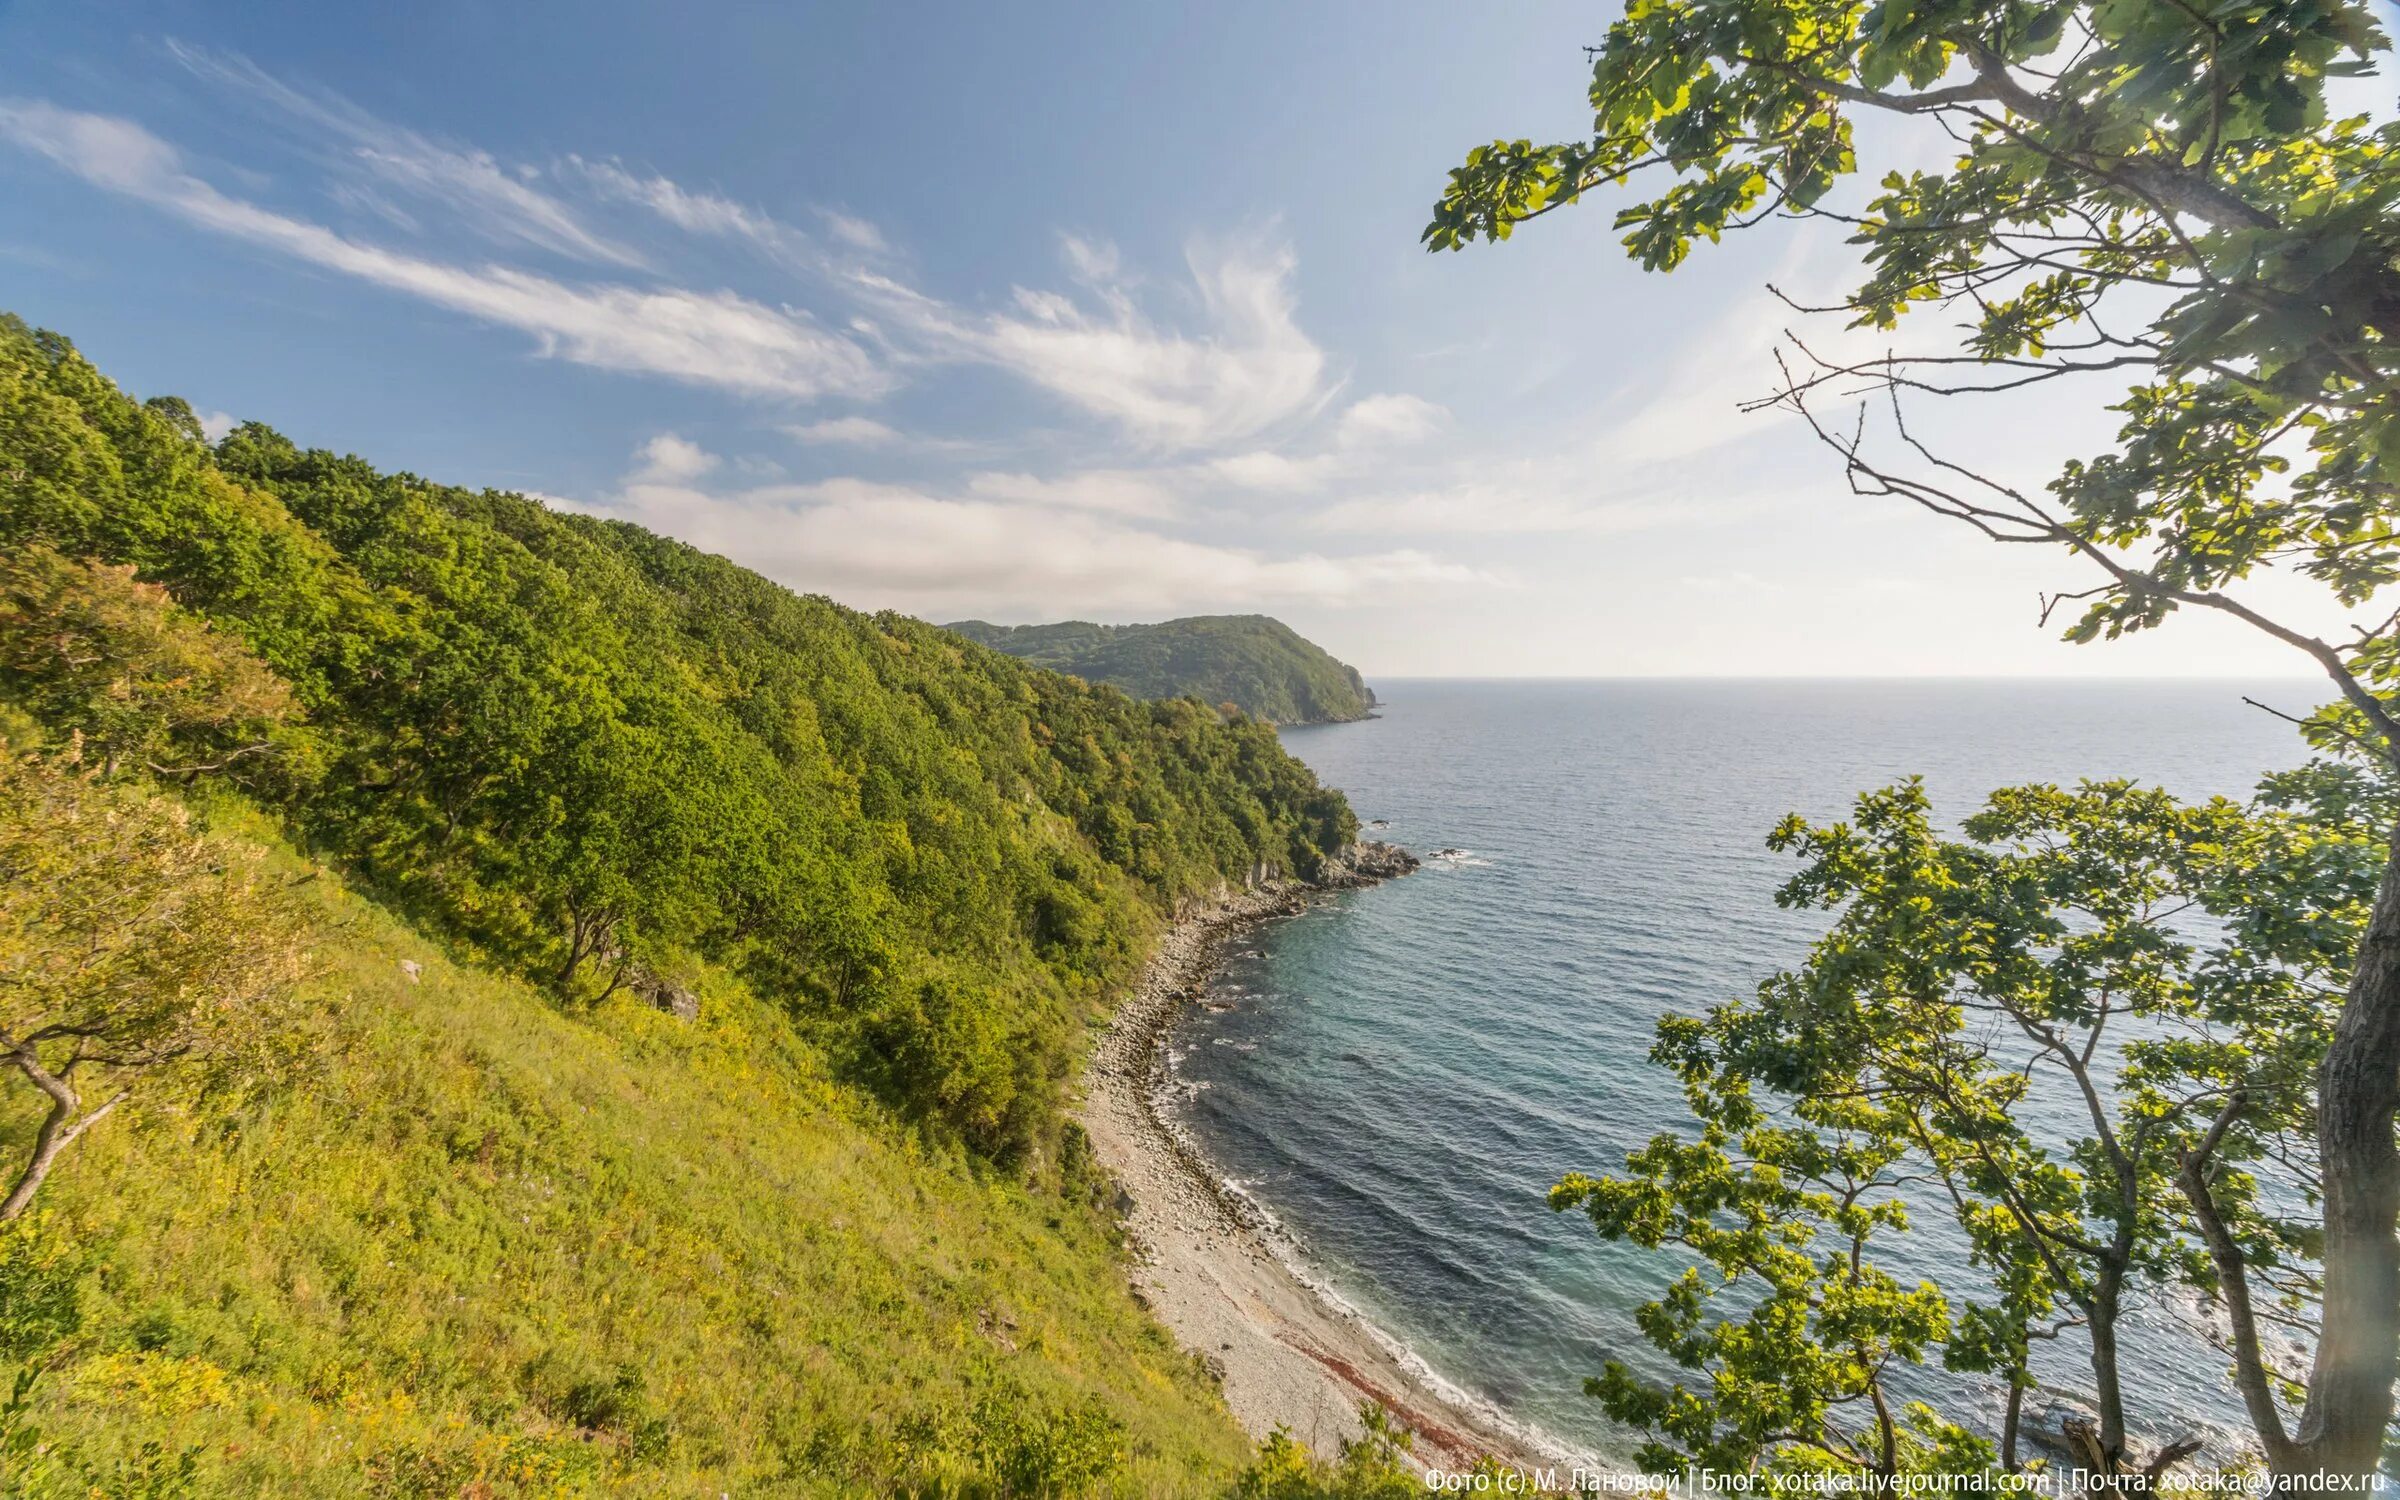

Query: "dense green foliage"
<box><xmin>1555</xmin><ymin>763</ymin><xmax>2385</xmax><ymax>1478</ymax></box>
<box><xmin>946</xmin><ymin>617</ymin><xmax>1376</xmax><ymax>726</ymax></box>
<box><xmin>0</xmin><ymin>314</ymin><xmax>1353</xmax><ymax>1166</ymax></box>
<box><xmin>1431</xmin><ymin>0</ymin><xmax>2400</xmax><ymax>1480</ymax></box>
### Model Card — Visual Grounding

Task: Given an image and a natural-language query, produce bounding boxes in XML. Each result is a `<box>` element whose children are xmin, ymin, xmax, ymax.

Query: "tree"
<box><xmin>1431</xmin><ymin>3</ymin><xmax>2400</xmax><ymax>1481</ymax></box>
<box><xmin>1231</xmin><ymin>1405</ymin><xmax>1423</xmax><ymax>1500</ymax></box>
<box><xmin>0</xmin><ymin>545</ymin><xmax>297</xmax><ymax>782</ymax></box>
<box><xmin>1556</xmin><ymin>764</ymin><xmax>2382</xmax><ymax>1480</ymax></box>
<box><xmin>1550</xmin><ymin>1076</ymin><xmax>1970</xmax><ymax>1478</ymax></box>
<box><xmin>0</xmin><ymin>744</ymin><xmax>305</xmax><ymax>1220</ymax></box>
<box><xmin>140</xmin><ymin>395</ymin><xmax>203</xmax><ymax>444</ymax></box>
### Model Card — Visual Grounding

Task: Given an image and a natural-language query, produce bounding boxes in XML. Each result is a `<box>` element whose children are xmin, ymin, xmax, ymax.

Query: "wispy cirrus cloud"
<box><xmin>852</xmin><ymin>231</ymin><xmax>1334</xmax><ymax>453</ymax></box>
<box><xmin>558</xmin><ymin>154</ymin><xmax>818</xmax><ymax>269</ymax></box>
<box><xmin>164</xmin><ymin>40</ymin><xmax>648</xmax><ymax>270</ymax></box>
<box><xmin>21</xmin><ymin>50</ymin><xmax>1340</xmax><ymax>459</ymax></box>
<box><xmin>16</xmin><ymin>46</ymin><xmax>1354</xmax><ymax>458</ymax></box>
<box><xmin>0</xmin><ymin>99</ymin><xmax>888</xmax><ymax>401</ymax></box>
<box><xmin>1196</xmin><ymin>394</ymin><xmax>1446</xmax><ymax>492</ymax></box>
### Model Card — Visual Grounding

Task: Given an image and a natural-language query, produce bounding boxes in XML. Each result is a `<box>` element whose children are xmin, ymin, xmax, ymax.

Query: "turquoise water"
<box><xmin>1172</xmin><ymin>679</ymin><xmax>2325</xmax><ymax>1462</ymax></box>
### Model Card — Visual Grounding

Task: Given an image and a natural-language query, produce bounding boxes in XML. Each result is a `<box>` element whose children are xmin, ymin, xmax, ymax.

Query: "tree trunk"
<box><xmin>2178</xmin><ymin>1153</ymin><xmax>2300</xmax><ymax>1472</ymax></box>
<box><xmin>2002</xmin><ymin>1380</ymin><xmax>2024</xmax><ymax>1474</ymax></box>
<box><xmin>2089</xmin><ymin>1270</ymin><xmax>2128</xmax><ymax>1466</ymax></box>
<box><xmin>0</xmin><ymin>1091</ymin><xmax>75</xmax><ymax>1222</ymax></box>
<box><xmin>1</xmin><ymin>1055</ymin><xmax>125</xmax><ymax>1222</ymax></box>
<box><xmin>1867</xmin><ymin>1374</ymin><xmax>1898</xmax><ymax>1477</ymax></box>
<box><xmin>556</xmin><ymin>915</ymin><xmax>590</xmax><ymax>983</ymax></box>
<box><xmin>2289</xmin><ymin>821</ymin><xmax>2400</xmax><ymax>1482</ymax></box>
<box><xmin>556</xmin><ymin>906</ymin><xmax>616</xmax><ymax>985</ymax></box>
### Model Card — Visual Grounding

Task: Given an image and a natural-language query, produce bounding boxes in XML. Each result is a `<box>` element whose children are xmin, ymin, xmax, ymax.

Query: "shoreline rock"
<box><xmin>1314</xmin><ymin>838</ymin><xmax>1419</xmax><ymax>888</ymax></box>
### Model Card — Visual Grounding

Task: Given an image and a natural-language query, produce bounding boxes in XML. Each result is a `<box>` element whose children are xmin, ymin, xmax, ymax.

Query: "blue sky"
<box><xmin>0</xmin><ymin>0</ymin><xmax>2367</xmax><ymax>679</ymax></box>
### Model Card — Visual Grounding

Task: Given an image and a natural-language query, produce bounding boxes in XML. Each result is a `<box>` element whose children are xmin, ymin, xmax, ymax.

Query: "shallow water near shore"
<box><xmin>1169</xmin><ymin>678</ymin><xmax>2324</xmax><ymax>1464</ymax></box>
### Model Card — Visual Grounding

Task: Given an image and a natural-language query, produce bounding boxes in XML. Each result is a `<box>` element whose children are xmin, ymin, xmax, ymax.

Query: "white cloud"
<box><xmin>1310</xmin><ymin>479</ymin><xmax>1777</xmax><ymax>537</ymax></box>
<box><xmin>787</xmin><ymin>416</ymin><xmax>903</xmax><ymax>446</ymax></box>
<box><xmin>630</xmin><ymin>433</ymin><xmax>719</xmax><ymax>483</ymax></box>
<box><xmin>353</xmin><ymin>142</ymin><xmax>645</xmax><ymax>266</ymax></box>
<box><xmin>1058</xmin><ymin>233</ymin><xmax>1122</xmax><ymax>286</ymax></box>
<box><xmin>583</xmin><ymin>440</ymin><xmax>1482</xmax><ymax>616</ymax></box>
<box><xmin>0</xmin><ymin>100</ymin><xmax>888</xmax><ymax>402</ymax></box>
<box><xmin>963</xmin><ymin>469</ymin><xmax>1179</xmax><ymax>519</ymax></box>
<box><xmin>1336</xmin><ymin>392</ymin><xmax>1447</xmax><ymax>447</ymax></box>
<box><xmin>818</xmin><ymin>210</ymin><xmax>887</xmax><ymax>254</ymax></box>
<box><xmin>562</xmin><ymin>155</ymin><xmax>815</xmax><ymax>267</ymax></box>
<box><xmin>1573</xmin><ymin>235</ymin><xmax>1864</xmax><ymax>471</ymax></box>
<box><xmin>165</xmin><ymin>41</ymin><xmax>647</xmax><ymax>269</ymax></box>
<box><xmin>1593</xmin><ymin>313</ymin><xmax>1790</xmax><ymax>470</ymax></box>
<box><xmin>1209</xmin><ymin>450</ymin><xmax>1340</xmax><ymax>492</ymax></box>
<box><xmin>860</xmin><ymin>233</ymin><xmax>1331</xmax><ymax>452</ymax></box>
<box><xmin>1312</xmin><ymin>485</ymin><xmax>1668</xmax><ymax>535</ymax></box>
<box><xmin>197</xmin><ymin>409</ymin><xmax>237</xmax><ymax>442</ymax></box>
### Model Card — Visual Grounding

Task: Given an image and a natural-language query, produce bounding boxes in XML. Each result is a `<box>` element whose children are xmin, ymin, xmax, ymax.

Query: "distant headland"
<box><xmin>946</xmin><ymin>614</ymin><xmax>1378</xmax><ymax>725</ymax></box>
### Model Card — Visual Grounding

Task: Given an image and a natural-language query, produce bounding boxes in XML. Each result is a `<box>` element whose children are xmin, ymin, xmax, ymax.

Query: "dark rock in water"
<box><xmin>1368</xmin><ymin>819</ymin><xmax>1388</xmax><ymax>828</ymax></box>
<box><xmin>2018</xmin><ymin>1394</ymin><xmax>2100</xmax><ymax>1459</ymax></box>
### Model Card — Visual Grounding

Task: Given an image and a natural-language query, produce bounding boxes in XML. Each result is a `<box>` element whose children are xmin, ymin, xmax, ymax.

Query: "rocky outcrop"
<box><xmin>1314</xmin><ymin>838</ymin><xmax>1419</xmax><ymax>888</ymax></box>
<box><xmin>630</xmin><ymin>968</ymin><xmax>700</xmax><ymax>1021</ymax></box>
<box><xmin>1183</xmin><ymin>840</ymin><xmax>1418</xmax><ymax>913</ymax></box>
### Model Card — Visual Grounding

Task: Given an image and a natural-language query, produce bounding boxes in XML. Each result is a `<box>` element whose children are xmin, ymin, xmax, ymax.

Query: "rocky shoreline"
<box><xmin>1078</xmin><ymin>839</ymin><xmax>1569</xmax><ymax>1474</ymax></box>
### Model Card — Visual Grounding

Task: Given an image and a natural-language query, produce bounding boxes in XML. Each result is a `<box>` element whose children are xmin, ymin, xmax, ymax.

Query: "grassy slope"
<box><xmin>944</xmin><ymin>617</ymin><xmax>1376</xmax><ymax>725</ymax></box>
<box><xmin>14</xmin><ymin>802</ymin><xmax>1249</xmax><ymax>1496</ymax></box>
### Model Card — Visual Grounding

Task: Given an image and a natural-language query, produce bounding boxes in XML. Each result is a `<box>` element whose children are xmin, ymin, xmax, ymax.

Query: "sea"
<box><xmin>1168</xmin><ymin>678</ymin><xmax>2331</xmax><ymax>1466</ymax></box>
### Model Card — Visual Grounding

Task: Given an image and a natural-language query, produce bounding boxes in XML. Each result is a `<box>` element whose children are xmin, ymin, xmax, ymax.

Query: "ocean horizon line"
<box><xmin>1342</xmin><ymin>673</ymin><xmax>2327</xmax><ymax>685</ymax></box>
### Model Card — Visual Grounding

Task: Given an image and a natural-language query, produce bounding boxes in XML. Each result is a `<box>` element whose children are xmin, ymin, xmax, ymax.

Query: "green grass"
<box><xmin>5</xmin><ymin>806</ymin><xmax>1252</xmax><ymax>1496</ymax></box>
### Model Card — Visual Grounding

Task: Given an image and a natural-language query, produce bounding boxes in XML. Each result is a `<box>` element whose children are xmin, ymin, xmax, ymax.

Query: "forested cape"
<box><xmin>946</xmin><ymin>615</ymin><xmax>1377</xmax><ymax>726</ymax></box>
<box><xmin>0</xmin><ymin>315</ymin><xmax>1354</xmax><ymax>1164</ymax></box>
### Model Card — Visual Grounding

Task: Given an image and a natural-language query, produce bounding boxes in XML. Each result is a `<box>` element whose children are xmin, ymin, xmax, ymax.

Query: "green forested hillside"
<box><xmin>0</xmin><ymin>316</ymin><xmax>1386</xmax><ymax>1495</ymax></box>
<box><xmin>0</xmin><ymin>316</ymin><xmax>1355</xmax><ymax>1164</ymax></box>
<box><xmin>945</xmin><ymin>617</ymin><xmax>1376</xmax><ymax>726</ymax></box>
